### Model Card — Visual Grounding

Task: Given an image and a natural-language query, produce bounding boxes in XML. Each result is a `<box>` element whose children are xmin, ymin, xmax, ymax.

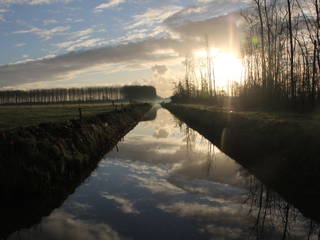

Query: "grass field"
<box><xmin>0</xmin><ymin>103</ymin><xmax>126</xmax><ymax>131</ymax></box>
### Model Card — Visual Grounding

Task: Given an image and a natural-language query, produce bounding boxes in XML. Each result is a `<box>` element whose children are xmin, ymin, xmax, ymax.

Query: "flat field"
<box><xmin>0</xmin><ymin>103</ymin><xmax>124</xmax><ymax>131</ymax></box>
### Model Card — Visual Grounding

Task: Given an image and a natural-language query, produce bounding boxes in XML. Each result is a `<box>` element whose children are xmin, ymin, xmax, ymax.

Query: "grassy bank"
<box><xmin>0</xmin><ymin>103</ymin><xmax>152</xmax><ymax>238</ymax></box>
<box><xmin>0</xmin><ymin>103</ymin><xmax>151</xmax><ymax>198</ymax></box>
<box><xmin>173</xmin><ymin>103</ymin><xmax>320</xmax><ymax>127</ymax></box>
<box><xmin>163</xmin><ymin>103</ymin><xmax>320</xmax><ymax>222</ymax></box>
<box><xmin>0</xmin><ymin>103</ymin><xmax>128</xmax><ymax>131</ymax></box>
<box><xmin>0</xmin><ymin>104</ymin><xmax>151</xmax><ymax>239</ymax></box>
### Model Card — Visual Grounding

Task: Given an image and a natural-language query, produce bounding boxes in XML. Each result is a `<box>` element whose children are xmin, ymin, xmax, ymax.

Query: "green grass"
<box><xmin>0</xmin><ymin>103</ymin><xmax>127</xmax><ymax>131</ymax></box>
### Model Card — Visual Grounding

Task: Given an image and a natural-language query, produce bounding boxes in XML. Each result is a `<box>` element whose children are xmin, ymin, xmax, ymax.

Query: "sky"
<box><xmin>0</xmin><ymin>0</ymin><xmax>250</xmax><ymax>97</ymax></box>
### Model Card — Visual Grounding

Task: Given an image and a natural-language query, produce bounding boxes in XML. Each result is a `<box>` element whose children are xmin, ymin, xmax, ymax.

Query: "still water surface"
<box><xmin>8</xmin><ymin>107</ymin><xmax>319</xmax><ymax>239</ymax></box>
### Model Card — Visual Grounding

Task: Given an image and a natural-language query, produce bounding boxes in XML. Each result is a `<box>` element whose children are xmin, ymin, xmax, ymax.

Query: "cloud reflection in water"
<box><xmin>108</xmin><ymin>109</ymin><xmax>244</xmax><ymax>187</ymax></box>
<box><xmin>8</xmin><ymin>210</ymin><xmax>127</xmax><ymax>240</ymax></box>
<box><xmin>7</xmin><ymin>108</ymin><xmax>318</xmax><ymax>240</ymax></box>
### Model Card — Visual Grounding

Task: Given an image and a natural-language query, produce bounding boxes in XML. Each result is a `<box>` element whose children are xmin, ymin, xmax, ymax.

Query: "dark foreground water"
<box><xmin>8</xmin><ymin>107</ymin><xmax>319</xmax><ymax>240</ymax></box>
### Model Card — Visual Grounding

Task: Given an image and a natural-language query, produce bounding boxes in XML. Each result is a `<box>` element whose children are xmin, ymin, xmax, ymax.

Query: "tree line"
<box><xmin>0</xmin><ymin>86</ymin><xmax>157</xmax><ymax>105</ymax></box>
<box><xmin>172</xmin><ymin>46</ymin><xmax>221</xmax><ymax>104</ymax></box>
<box><xmin>240</xmin><ymin>0</ymin><xmax>320</xmax><ymax>110</ymax></box>
<box><xmin>172</xmin><ymin>0</ymin><xmax>320</xmax><ymax>111</ymax></box>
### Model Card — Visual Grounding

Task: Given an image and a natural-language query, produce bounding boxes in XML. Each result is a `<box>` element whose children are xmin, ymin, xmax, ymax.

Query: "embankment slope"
<box><xmin>0</xmin><ymin>103</ymin><xmax>151</xmax><ymax>198</ymax></box>
<box><xmin>164</xmin><ymin>103</ymin><xmax>320</xmax><ymax>222</ymax></box>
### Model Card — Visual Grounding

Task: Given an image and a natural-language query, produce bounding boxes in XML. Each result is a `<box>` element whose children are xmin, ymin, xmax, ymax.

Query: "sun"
<box><xmin>194</xmin><ymin>49</ymin><xmax>244</xmax><ymax>93</ymax></box>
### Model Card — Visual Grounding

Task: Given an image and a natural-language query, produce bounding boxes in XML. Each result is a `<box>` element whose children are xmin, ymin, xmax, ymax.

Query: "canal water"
<box><xmin>7</xmin><ymin>107</ymin><xmax>319</xmax><ymax>239</ymax></box>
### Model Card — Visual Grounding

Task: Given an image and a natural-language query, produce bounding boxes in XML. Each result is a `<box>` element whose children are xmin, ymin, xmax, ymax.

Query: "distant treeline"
<box><xmin>0</xmin><ymin>86</ymin><xmax>157</xmax><ymax>105</ymax></box>
<box><xmin>122</xmin><ymin>86</ymin><xmax>157</xmax><ymax>100</ymax></box>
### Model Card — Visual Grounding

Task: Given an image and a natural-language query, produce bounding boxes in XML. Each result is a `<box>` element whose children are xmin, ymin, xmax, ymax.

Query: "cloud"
<box><xmin>129</xmin><ymin>174</ymin><xmax>184</xmax><ymax>195</ymax></box>
<box><xmin>15</xmin><ymin>42</ymin><xmax>26</xmax><ymax>47</ymax></box>
<box><xmin>157</xmin><ymin>201</ymin><xmax>250</xmax><ymax>239</ymax></box>
<box><xmin>159</xmin><ymin>201</ymin><xmax>225</xmax><ymax>217</ymax></box>
<box><xmin>126</xmin><ymin>5</ymin><xmax>182</xmax><ymax>30</ymax></box>
<box><xmin>107</xmin><ymin>135</ymin><xmax>184</xmax><ymax>164</ymax></box>
<box><xmin>165</xmin><ymin>0</ymin><xmax>252</xmax><ymax>53</ymax></box>
<box><xmin>151</xmin><ymin>65</ymin><xmax>168</xmax><ymax>75</ymax></box>
<box><xmin>144</xmin><ymin>69</ymin><xmax>181</xmax><ymax>97</ymax></box>
<box><xmin>0</xmin><ymin>7</ymin><xmax>9</xmax><ymax>21</ymax></box>
<box><xmin>0</xmin><ymin>0</ymin><xmax>74</xmax><ymax>5</ymax></box>
<box><xmin>0</xmin><ymin>0</ymin><xmax>253</xmax><ymax>90</ymax></box>
<box><xmin>101</xmin><ymin>193</ymin><xmax>140</xmax><ymax>214</ymax></box>
<box><xmin>94</xmin><ymin>0</ymin><xmax>126</xmax><ymax>12</ymax></box>
<box><xmin>56</xmin><ymin>38</ymin><xmax>104</xmax><ymax>52</ymax></box>
<box><xmin>53</xmin><ymin>27</ymin><xmax>105</xmax><ymax>51</ymax></box>
<box><xmin>68</xmin><ymin>28</ymin><xmax>94</xmax><ymax>40</ymax></box>
<box><xmin>0</xmin><ymin>38</ymin><xmax>188</xmax><ymax>88</ymax></box>
<box><xmin>167</xmin><ymin>176</ymin><xmax>246</xmax><ymax>200</ymax></box>
<box><xmin>69</xmin><ymin>202</ymin><xmax>93</xmax><ymax>211</ymax></box>
<box><xmin>153</xmin><ymin>128</ymin><xmax>169</xmax><ymax>139</ymax></box>
<box><xmin>9</xmin><ymin>210</ymin><xmax>126</xmax><ymax>240</ymax></box>
<box><xmin>43</xmin><ymin>18</ymin><xmax>58</xmax><ymax>25</ymax></box>
<box><xmin>168</xmin><ymin>151</ymin><xmax>245</xmax><ymax>187</ymax></box>
<box><xmin>166</xmin><ymin>0</ymin><xmax>251</xmax><ymax>26</ymax></box>
<box><xmin>101</xmin><ymin>158</ymin><xmax>168</xmax><ymax>177</ymax></box>
<box><xmin>13</xmin><ymin>26</ymin><xmax>70</xmax><ymax>40</ymax></box>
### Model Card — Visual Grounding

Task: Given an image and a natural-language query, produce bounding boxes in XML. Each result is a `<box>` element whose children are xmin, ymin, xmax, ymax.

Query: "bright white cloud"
<box><xmin>94</xmin><ymin>0</ymin><xmax>126</xmax><ymax>12</ymax></box>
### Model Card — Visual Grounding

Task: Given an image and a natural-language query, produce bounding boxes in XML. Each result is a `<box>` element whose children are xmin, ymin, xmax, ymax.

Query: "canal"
<box><xmin>7</xmin><ymin>106</ymin><xmax>319</xmax><ymax>240</ymax></box>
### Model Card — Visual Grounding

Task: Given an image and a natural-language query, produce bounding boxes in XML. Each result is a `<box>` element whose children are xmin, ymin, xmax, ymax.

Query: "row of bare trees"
<box><xmin>172</xmin><ymin>0</ymin><xmax>320</xmax><ymax>111</ymax></box>
<box><xmin>240</xmin><ymin>0</ymin><xmax>320</xmax><ymax>110</ymax></box>
<box><xmin>0</xmin><ymin>86</ymin><xmax>157</xmax><ymax>105</ymax></box>
<box><xmin>172</xmin><ymin>49</ymin><xmax>221</xmax><ymax>104</ymax></box>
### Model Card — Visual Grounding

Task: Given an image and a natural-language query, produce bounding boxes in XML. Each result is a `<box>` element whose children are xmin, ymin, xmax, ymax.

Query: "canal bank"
<box><xmin>5</xmin><ymin>107</ymin><xmax>319</xmax><ymax>240</ymax></box>
<box><xmin>0</xmin><ymin>103</ymin><xmax>151</xmax><ymax>199</ymax></box>
<box><xmin>163</xmin><ymin>103</ymin><xmax>320</xmax><ymax>222</ymax></box>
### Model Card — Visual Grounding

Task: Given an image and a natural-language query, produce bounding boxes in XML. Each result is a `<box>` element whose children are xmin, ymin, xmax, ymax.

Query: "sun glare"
<box><xmin>194</xmin><ymin>49</ymin><xmax>244</xmax><ymax>93</ymax></box>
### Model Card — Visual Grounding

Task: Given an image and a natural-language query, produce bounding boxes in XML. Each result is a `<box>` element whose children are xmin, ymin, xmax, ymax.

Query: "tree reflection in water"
<box><xmin>245</xmin><ymin>177</ymin><xmax>320</xmax><ymax>240</ymax></box>
<box><xmin>179</xmin><ymin>122</ymin><xmax>320</xmax><ymax>240</ymax></box>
